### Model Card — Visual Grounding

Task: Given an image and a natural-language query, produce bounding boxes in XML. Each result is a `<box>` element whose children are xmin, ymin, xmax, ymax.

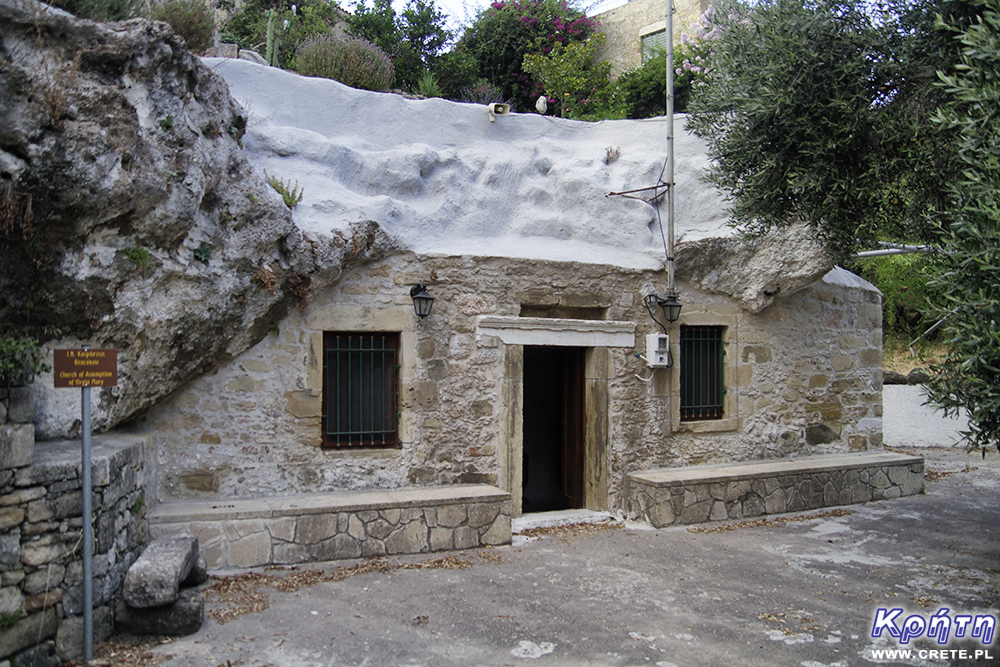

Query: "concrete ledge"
<box><xmin>626</xmin><ymin>451</ymin><xmax>924</xmax><ymax>528</ymax></box>
<box><xmin>149</xmin><ymin>485</ymin><xmax>512</xmax><ymax>569</ymax></box>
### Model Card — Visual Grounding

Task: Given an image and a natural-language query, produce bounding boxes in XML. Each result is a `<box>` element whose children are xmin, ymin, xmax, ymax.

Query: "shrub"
<box><xmin>295</xmin><ymin>34</ymin><xmax>395</xmax><ymax>91</ymax></box>
<box><xmin>458</xmin><ymin>0</ymin><xmax>597</xmax><ymax>112</ymax></box>
<box><xmin>0</xmin><ymin>337</ymin><xmax>50</xmax><ymax>387</ymax></box>
<box><xmin>416</xmin><ymin>71</ymin><xmax>442</xmax><ymax>98</ymax></box>
<box><xmin>432</xmin><ymin>49</ymin><xmax>480</xmax><ymax>100</ymax></box>
<box><xmin>151</xmin><ymin>0</ymin><xmax>215</xmax><ymax>54</ymax></box>
<box><xmin>458</xmin><ymin>78</ymin><xmax>513</xmax><ymax>108</ymax></box>
<box><xmin>223</xmin><ymin>0</ymin><xmax>346</xmax><ymax>70</ymax></box>
<box><xmin>52</xmin><ymin>0</ymin><xmax>139</xmax><ymax>21</ymax></box>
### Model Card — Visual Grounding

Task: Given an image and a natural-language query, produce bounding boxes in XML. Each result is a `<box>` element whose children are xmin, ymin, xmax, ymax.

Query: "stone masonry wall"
<box><xmin>141</xmin><ymin>253</ymin><xmax>882</xmax><ymax>513</ymax></box>
<box><xmin>149</xmin><ymin>486</ymin><xmax>512</xmax><ymax>569</ymax></box>
<box><xmin>626</xmin><ymin>452</ymin><xmax>924</xmax><ymax>528</ymax></box>
<box><xmin>0</xmin><ymin>384</ymin><xmax>150</xmax><ymax>667</ymax></box>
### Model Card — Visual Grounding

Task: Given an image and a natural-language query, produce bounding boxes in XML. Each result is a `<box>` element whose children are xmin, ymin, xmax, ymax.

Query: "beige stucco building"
<box><xmin>594</xmin><ymin>0</ymin><xmax>709</xmax><ymax>77</ymax></box>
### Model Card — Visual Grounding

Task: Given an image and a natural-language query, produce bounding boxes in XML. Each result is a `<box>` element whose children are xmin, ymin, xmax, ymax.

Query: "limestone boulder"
<box><xmin>0</xmin><ymin>2</ymin><xmax>403</xmax><ymax>436</ymax></box>
<box><xmin>122</xmin><ymin>534</ymin><xmax>199</xmax><ymax>608</ymax></box>
<box><xmin>115</xmin><ymin>589</ymin><xmax>204</xmax><ymax>636</ymax></box>
<box><xmin>676</xmin><ymin>223</ymin><xmax>834</xmax><ymax>313</ymax></box>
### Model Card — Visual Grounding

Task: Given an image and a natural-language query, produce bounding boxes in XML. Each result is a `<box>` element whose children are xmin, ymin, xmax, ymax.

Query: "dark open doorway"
<box><xmin>522</xmin><ymin>346</ymin><xmax>585</xmax><ymax>513</ymax></box>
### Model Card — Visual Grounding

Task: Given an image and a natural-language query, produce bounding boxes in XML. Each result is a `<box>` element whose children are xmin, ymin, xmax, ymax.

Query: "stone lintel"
<box><xmin>475</xmin><ymin>316</ymin><xmax>635</xmax><ymax>348</ymax></box>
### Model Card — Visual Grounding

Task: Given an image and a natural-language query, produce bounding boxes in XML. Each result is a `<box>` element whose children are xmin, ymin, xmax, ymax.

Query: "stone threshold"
<box><xmin>149</xmin><ymin>484</ymin><xmax>513</xmax><ymax>569</ymax></box>
<box><xmin>625</xmin><ymin>451</ymin><xmax>925</xmax><ymax>528</ymax></box>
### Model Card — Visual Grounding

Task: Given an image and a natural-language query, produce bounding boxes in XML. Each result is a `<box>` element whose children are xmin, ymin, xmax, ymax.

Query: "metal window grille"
<box><xmin>680</xmin><ymin>326</ymin><xmax>724</xmax><ymax>421</ymax></box>
<box><xmin>641</xmin><ymin>30</ymin><xmax>666</xmax><ymax>64</ymax></box>
<box><xmin>322</xmin><ymin>332</ymin><xmax>399</xmax><ymax>448</ymax></box>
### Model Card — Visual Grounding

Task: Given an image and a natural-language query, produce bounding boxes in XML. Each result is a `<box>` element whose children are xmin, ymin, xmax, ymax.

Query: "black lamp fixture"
<box><xmin>643</xmin><ymin>290</ymin><xmax>682</xmax><ymax>332</ymax></box>
<box><xmin>410</xmin><ymin>284</ymin><xmax>435</xmax><ymax>318</ymax></box>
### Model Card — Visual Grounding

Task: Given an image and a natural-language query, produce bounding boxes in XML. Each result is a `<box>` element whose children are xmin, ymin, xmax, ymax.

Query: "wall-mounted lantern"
<box><xmin>410</xmin><ymin>284</ymin><xmax>435</xmax><ymax>318</ymax></box>
<box><xmin>643</xmin><ymin>291</ymin><xmax>682</xmax><ymax>332</ymax></box>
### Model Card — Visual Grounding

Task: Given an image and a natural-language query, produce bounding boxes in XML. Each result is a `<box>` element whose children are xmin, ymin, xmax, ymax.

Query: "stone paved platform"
<box><xmin>625</xmin><ymin>451</ymin><xmax>924</xmax><ymax>528</ymax></box>
<box><xmin>149</xmin><ymin>485</ymin><xmax>512</xmax><ymax>569</ymax></box>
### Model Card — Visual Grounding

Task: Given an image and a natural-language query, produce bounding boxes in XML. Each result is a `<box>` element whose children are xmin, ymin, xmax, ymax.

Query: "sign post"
<box><xmin>53</xmin><ymin>347</ymin><xmax>117</xmax><ymax>662</ymax></box>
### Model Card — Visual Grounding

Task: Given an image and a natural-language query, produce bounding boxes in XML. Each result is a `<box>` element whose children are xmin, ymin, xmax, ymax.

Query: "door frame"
<box><xmin>479</xmin><ymin>316</ymin><xmax>634</xmax><ymax>516</ymax></box>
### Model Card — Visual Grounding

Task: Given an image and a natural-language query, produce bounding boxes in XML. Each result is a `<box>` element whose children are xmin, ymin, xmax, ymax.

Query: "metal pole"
<box><xmin>665</xmin><ymin>0</ymin><xmax>676</xmax><ymax>294</ymax></box>
<box><xmin>81</xmin><ymin>346</ymin><xmax>93</xmax><ymax>661</ymax></box>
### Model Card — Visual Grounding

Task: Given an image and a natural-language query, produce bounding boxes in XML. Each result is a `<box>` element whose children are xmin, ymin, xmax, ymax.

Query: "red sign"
<box><xmin>53</xmin><ymin>349</ymin><xmax>118</xmax><ymax>388</ymax></box>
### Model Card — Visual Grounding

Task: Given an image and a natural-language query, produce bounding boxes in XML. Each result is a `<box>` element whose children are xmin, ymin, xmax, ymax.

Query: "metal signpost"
<box><xmin>53</xmin><ymin>347</ymin><xmax>118</xmax><ymax>662</ymax></box>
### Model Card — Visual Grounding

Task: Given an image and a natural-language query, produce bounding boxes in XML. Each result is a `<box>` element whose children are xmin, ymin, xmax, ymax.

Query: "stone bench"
<box><xmin>149</xmin><ymin>484</ymin><xmax>512</xmax><ymax>569</ymax></box>
<box><xmin>625</xmin><ymin>451</ymin><xmax>924</xmax><ymax>528</ymax></box>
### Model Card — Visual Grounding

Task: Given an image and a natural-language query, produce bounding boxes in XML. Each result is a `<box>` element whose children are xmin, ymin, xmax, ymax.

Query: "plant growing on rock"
<box><xmin>294</xmin><ymin>34</ymin><xmax>395</xmax><ymax>91</ymax></box>
<box><xmin>1</xmin><ymin>181</ymin><xmax>33</xmax><ymax>240</ymax></box>
<box><xmin>150</xmin><ymin>0</ymin><xmax>215</xmax><ymax>54</ymax></box>
<box><xmin>123</xmin><ymin>246</ymin><xmax>151</xmax><ymax>274</ymax></box>
<box><xmin>0</xmin><ymin>337</ymin><xmax>50</xmax><ymax>387</ymax></box>
<box><xmin>264</xmin><ymin>171</ymin><xmax>304</xmax><ymax>208</ymax></box>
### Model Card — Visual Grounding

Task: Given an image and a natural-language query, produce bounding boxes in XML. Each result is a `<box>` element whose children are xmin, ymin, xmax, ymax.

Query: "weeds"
<box><xmin>604</xmin><ymin>146</ymin><xmax>621</xmax><ymax>165</ymax></box>
<box><xmin>123</xmin><ymin>246</ymin><xmax>151</xmax><ymax>274</ymax></box>
<box><xmin>264</xmin><ymin>171</ymin><xmax>303</xmax><ymax>208</ymax></box>
<box><xmin>194</xmin><ymin>243</ymin><xmax>212</xmax><ymax>264</ymax></box>
<box><xmin>0</xmin><ymin>181</ymin><xmax>33</xmax><ymax>240</ymax></box>
<box><xmin>252</xmin><ymin>265</ymin><xmax>277</xmax><ymax>293</ymax></box>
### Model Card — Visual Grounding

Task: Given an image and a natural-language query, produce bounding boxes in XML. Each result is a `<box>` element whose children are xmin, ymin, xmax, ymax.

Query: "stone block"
<box><xmin>468</xmin><ymin>503</ymin><xmax>499</xmax><ymax>529</ymax></box>
<box><xmin>384</xmin><ymin>521</ymin><xmax>428</xmax><ymax>555</ymax></box>
<box><xmin>6</xmin><ymin>388</ymin><xmax>34</xmax><ymax>425</ymax></box>
<box><xmin>725</xmin><ymin>480</ymin><xmax>751</xmax><ymax>502</ymax></box>
<box><xmin>709</xmin><ymin>500</ymin><xmax>727</xmax><ymax>522</ymax></box>
<box><xmin>123</xmin><ymin>534</ymin><xmax>199</xmax><ymax>608</ymax></box>
<box><xmin>227</xmin><ymin>532</ymin><xmax>271</xmax><ymax>568</ymax></box>
<box><xmin>453</xmin><ymin>526</ymin><xmax>478</xmax><ymax>550</ymax></box>
<box><xmin>0</xmin><ymin>587</ymin><xmax>22</xmax><ymax>616</ymax></box>
<box><xmin>20</xmin><ymin>534</ymin><xmax>77</xmax><ymax>567</ymax></box>
<box><xmin>115</xmin><ymin>590</ymin><xmax>204</xmax><ymax>637</ymax></box>
<box><xmin>679</xmin><ymin>500</ymin><xmax>711</xmax><ymax>525</ymax></box>
<box><xmin>12</xmin><ymin>640</ymin><xmax>60</xmax><ymax>667</ymax></box>
<box><xmin>272</xmin><ymin>542</ymin><xmax>310</xmax><ymax>565</ymax></box>
<box><xmin>0</xmin><ymin>607</ymin><xmax>57</xmax><ymax>660</ymax></box>
<box><xmin>347</xmin><ymin>515</ymin><xmax>366</xmax><ymax>541</ymax></box>
<box><xmin>429</xmin><ymin>527</ymin><xmax>453</xmax><ymax>552</ymax></box>
<box><xmin>870</xmin><ymin>470</ymin><xmax>891</xmax><ymax>489</ymax></box>
<box><xmin>314</xmin><ymin>533</ymin><xmax>361</xmax><ymax>561</ymax></box>
<box><xmin>26</xmin><ymin>500</ymin><xmax>54</xmax><ymax>524</ymax></box>
<box><xmin>365</xmin><ymin>518</ymin><xmax>394</xmax><ymax>541</ymax></box>
<box><xmin>764</xmin><ymin>488</ymin><xmax>786</xmax><ymax>515</ymax></box>
<box><xmin>436</xmin><ymin>504</ymin><xmax>467</xmax><ymax>528</ymax></box>
<box><xmin>901</xmin><ymin>472</ymin><xmax>924</xmax><ymax>497</ymax></box>
<box><xmin>0</xmin><ymin>508</ymin><xmax>23</xmax><ymax>532</ymax></box>
<box><xmin>886</xmin><ymin>465</ymin><xmax>910</xmax><ymax>486</ymax></box>
<box><xmin>361</xmin><ymin>540</ymin><xmax>387</xmax><ymax>558</ymax></box>
<box><xmin>23</xmin><ymin>565</ymin><xmax>64</xmax><ymax>596</ymax></box>
<box><xmin>295</xmin><ymin>514</ymin><xmax>338</xmax><ymax>546</ymax></box>
<box><xmin>24</xmin><ymin>590</ymin><xmax>61</xmax><ymax>614</ymax></box>
<box><xmin>0</xmin><ymin>425</ymin><xmax>34</xmax><ymax>470</ymax></box>
<box><xmin>56</xmin><ymin>605</ymin><xmax>113</xmax><ymax>661</ymax></box>
<box><xmin>379</xmin><ymin>508</ymin><xmax>401</xmax><ymax>525</ymax></box>
<box><xmin>481</xmin><ymin>515</ymin><xmax>510</xmax><ymax>546</ymax></box>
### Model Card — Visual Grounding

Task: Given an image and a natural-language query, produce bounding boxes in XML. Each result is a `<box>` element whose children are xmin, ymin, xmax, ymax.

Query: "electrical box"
<box><xmin>645</xmin><ymin>333</ymin><xmax>671</xmax><ymax>368</ymax></box>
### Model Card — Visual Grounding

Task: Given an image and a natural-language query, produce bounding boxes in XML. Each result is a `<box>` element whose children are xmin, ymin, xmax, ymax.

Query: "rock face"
<box><xmin>0</xmin><ymin>2</ymin><xmax>401</xmax><ymax>436</ymax></box>
<box><xmin>676</xmin><ymin>223</ymin><xmax>834</xmax><ymax>313</ymax></box>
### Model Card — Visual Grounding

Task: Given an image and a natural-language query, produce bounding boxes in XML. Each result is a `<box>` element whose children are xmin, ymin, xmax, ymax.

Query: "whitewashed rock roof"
<box><xmin>208</xmin><ymin>58</ymin><xmax>732</xmax><ymax>269</ymax></box>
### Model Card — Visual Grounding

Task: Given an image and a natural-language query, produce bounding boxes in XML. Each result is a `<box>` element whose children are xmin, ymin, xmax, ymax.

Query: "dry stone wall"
<box><xmin>142</xmin><ymin>252</ymin><xmax>882</xmax><ymax>514</ymax></box>
<box><xmin>0</xmin><ymin>386</ymin><xmax>149</xmax><ymax>666</ymax></box>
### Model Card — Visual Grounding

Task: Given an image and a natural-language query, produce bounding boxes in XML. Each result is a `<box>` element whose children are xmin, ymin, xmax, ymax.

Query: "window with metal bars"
<box><xmin>641</xmin><ymin>29</ymin><xmax>666</xmax><ymax>64</ymax></box>
<box><xmin>680</xmin><ymin>325</ymin><xmax>725</xmax><ymax>421</ymax></box>
<box><xmin>322</xmin><ymin>332</ymin><xmax>400</xmax><ymax>449</ymax></box>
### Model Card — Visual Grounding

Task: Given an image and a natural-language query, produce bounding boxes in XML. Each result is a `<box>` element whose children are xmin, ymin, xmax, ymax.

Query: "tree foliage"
<box><xmin>522</xmin><ymin>33</ymin><xmax>620</xmax><ymax>118</ymax></box>
<box><xmin>924</xmin><ymin>0</ymin><xmax>1000</xmax><ymax>453</ymax></box>
<box><xmin>348</xmin><ymin>0</ymin><xmax>451</xmax><ymax>90</ymax></box>
<box><xmin>222</xmin><ymin>0</ymin><xmax>345</xmax><ymax>69</ymax></box>
<box><xmin>686</xmin><ymin>0</ymin><xmax>973</xmax><ymax>260</ymax></box>
<box><xmin>458</xmin><ymin>0</ymin><xmax>596</xmax><ymax>111</ymax></box>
